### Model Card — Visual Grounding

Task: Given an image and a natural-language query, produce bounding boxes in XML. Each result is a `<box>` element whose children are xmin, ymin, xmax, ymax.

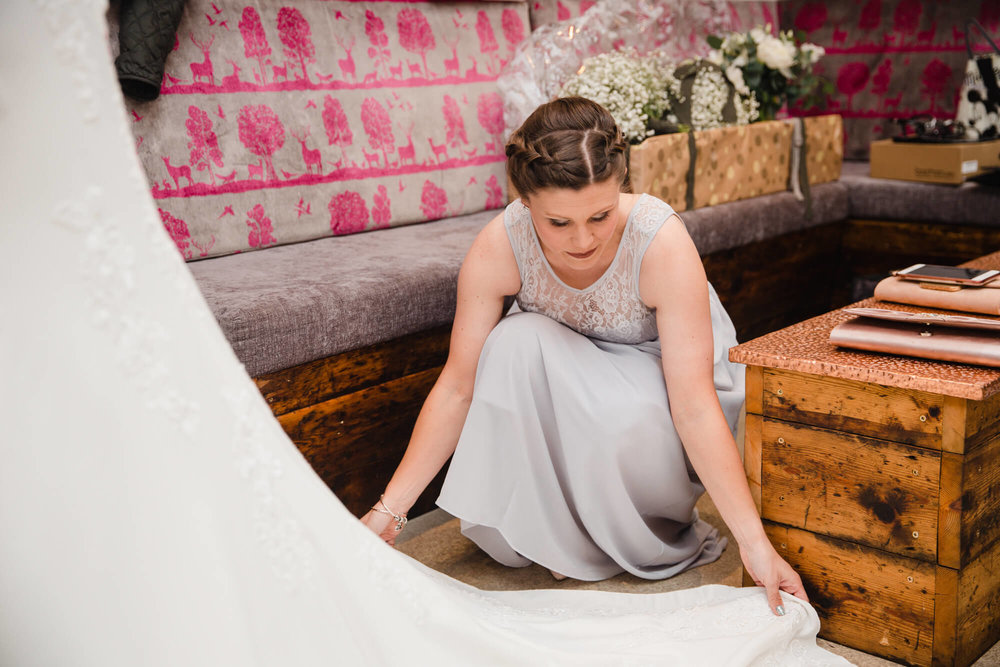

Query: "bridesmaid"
<box><xmin>362</xmin><ymin>97</ymin><xmax>806</xmax><ymax>616</ymax></box>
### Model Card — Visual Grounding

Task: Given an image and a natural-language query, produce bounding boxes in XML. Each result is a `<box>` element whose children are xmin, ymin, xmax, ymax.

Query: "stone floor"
<box><xmin>397</xmin><ymin>498</ymin><xmax>1000</xmax><ymax>667</ymax></box>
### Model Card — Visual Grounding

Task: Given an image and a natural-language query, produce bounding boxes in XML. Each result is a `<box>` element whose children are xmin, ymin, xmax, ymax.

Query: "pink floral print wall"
<box><xmin>127</xmin><ymin>0</ymin><xmax>527</xmax><ymax>260</ymax></box>
<box><xmin>782</xmin><ymin>0</ymin><xmax>1000</xmax><ymax>159</ymax></box>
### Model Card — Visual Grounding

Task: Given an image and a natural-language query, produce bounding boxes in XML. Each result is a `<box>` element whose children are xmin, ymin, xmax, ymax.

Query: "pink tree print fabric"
<box><xmin>125</xmin><ymin>0</ymin><xmax>529</xmax><ymax>260</ymax></box>
<box><xmin>527</xmin><ymin>0</ymin><xmax>778</xmax><ymax>33</ymax></box>
<box><xmin>781</xmin><ymin>0</ymin><xmax>990</xmax><ymax>159</ymax></box>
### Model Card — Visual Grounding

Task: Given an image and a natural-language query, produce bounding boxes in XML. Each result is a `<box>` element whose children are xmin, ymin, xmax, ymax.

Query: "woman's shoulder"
<box><xmin>631</xmin><ymin>192</ymin><xmax>678</xmax><ymax>219</ymax></box>
<box><xmin>501</xmin><ymin>198</ymin><xmax>531</xmax><ymax>228</ymax></box>
<box><xmin>464</xmin><ymin>208</ymin><xmax>522</xmax><ymax>293</ymax></box>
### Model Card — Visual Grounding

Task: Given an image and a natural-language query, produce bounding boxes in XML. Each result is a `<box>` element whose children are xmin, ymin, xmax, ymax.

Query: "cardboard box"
<box><xmin>870</xmin><ymin>138</ymin><xmax>1000</xmax><ymax>185</ymax></box>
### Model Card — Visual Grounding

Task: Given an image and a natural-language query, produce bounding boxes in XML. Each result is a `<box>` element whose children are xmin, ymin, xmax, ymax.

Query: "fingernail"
<box><xmin>776</xmin><ymin>605</ymin><xmax>786</xmax><ymax>616</ymax></box>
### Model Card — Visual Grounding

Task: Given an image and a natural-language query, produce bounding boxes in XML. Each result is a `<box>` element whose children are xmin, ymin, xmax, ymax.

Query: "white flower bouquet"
<box><xmin>707</xmin><ymin>25</ymin><xmax>829</xmax><ymax>120</ymax></box>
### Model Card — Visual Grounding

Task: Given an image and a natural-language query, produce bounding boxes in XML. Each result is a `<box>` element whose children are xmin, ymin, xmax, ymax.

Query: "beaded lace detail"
<box><xmin>505</xmin><ymin>193</ymin><xmax>672</xmax><ymax>344</ymax></box>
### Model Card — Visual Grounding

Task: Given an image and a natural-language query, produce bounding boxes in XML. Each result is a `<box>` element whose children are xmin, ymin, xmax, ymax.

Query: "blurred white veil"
<box><xmin>0</xmin><ymin>2</ymin><xmax>844</xmax><ymax>665</ymax></box>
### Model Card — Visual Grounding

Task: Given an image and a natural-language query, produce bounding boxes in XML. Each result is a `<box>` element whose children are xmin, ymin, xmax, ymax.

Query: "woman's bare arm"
<box><xmin>640</xmin><ymin>214</ymin><xmax>807</xmax><ymax>614</ymax></box>
<box><xmin>361</xmin><ymin>213</ymin><xmax>520</xmax><ymax>542</ymax></box>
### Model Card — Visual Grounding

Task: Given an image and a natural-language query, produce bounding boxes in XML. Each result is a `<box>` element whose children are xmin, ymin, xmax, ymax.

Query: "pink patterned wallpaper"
<box><xmin>783</xmin><ymin>0</ymin><xmax>1000</xmax><ymax>159</ymax></box>
<box><xmin>128</xmin><ymin>1</ymin><xmax>526</xmax><ymax>260</ymax></box>
<box><xmin>529</xmin><ymin>1</ymin><xmax>780</xmax><ymax>39</ymax></box>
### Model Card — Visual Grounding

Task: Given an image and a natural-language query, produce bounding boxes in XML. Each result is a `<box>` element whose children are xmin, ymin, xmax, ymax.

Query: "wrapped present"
<box><xmin>514</xmin><ymin>115</ymin><xmax>843</xmax><ymax>209</ymax></box>
<box><xmin>625</xmin><ymin>132</ymin><xmax>690</xmax><ymax>209</ymax></box>
<box><xmin>803</xmin><ymin>114</ymin><xmax>844</xmax><ymax>185</ymax></box>
<box><xmin>692</xmin><ymin>120</ymin><xmax>793</xmax><ymax>209</ymax></box>
<box><xmin>630</xmin><ymin>114</ymin><xmax>843</xmax><ymax>212</ymax></box>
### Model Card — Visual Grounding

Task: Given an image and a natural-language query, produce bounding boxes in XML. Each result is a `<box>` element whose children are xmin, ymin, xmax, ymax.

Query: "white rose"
<box><xmin>721</xmin><ymin>33</ymin><xmax>745</xmax><ymax>53</ymax></box>
<box><xmin>707</xmin><ymin>49</ymin><xmax>723</xmax><ymax>66</ymax></box>
<box><xmin>801</xmin><ymin>43</ymin><xmax>825</xmax><ymax>65</ymax></box>
<box><xmin>725</xmin><ymin>65</ymin><xmax>750</xmax><ymax>95</ymax></box>
<box><xmin>757</xmin><ymin>36</ymin><xmax>795</xmax><ymax>73</ymax></box>
<box><xmin>749</xmin><ymin>27</ymin><xmax>767</xmax><ymax>45</ymax></box>
<box><xmin>733</xmin><ymin>50</ymin><xmax>749</xmax><ymax>67</ymax></box>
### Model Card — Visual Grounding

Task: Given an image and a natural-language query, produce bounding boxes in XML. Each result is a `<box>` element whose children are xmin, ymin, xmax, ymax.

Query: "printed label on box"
<box><xmin>962</xmin><ymin>159</ymin><xmax>979</xmax><ymax>175</ymax></box>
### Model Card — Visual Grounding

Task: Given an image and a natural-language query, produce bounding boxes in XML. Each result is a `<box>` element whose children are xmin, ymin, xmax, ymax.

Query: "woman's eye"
<box><xmin>591</xmin><ymin>213</ymin><xmax>610</xmax><ymax>222</ymax></box>
<box><xmin>549</xmin><ymin>219</ymin><xmax>569</xmax><ymax>227</ymax></box>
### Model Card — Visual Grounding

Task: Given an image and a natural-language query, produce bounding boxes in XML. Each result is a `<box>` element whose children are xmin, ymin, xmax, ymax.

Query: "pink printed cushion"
<box><xmin>782</xmin><ymin>0</ymin><xmax>989</xmax><ymax>159</ymax></box>
<box><xmin>128</xmin><ymin>1</ymin><xmax>528</xmax><ymax>260</ymax></box>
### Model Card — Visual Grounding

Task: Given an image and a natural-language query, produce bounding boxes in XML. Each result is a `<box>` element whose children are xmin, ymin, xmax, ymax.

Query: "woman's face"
<box><xmin>524</xmin><ymin>178</ymin><xmax>623</xmax><ymax>273</ymax></box>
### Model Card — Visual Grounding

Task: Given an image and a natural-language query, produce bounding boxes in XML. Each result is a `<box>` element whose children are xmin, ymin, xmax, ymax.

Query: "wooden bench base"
<box><xmin>255</xmin><ymin>326</ymin><xmax>451</xmax><ymax>518</ymax></box>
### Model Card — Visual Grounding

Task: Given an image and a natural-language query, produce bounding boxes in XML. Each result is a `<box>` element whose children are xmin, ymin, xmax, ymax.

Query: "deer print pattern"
<box><xmin>129</xmin><ymin>0</ymin><xmax>528</xmax><ymax>260</ymax></box>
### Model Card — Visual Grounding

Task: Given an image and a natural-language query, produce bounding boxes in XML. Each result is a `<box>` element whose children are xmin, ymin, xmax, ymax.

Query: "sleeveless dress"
<box><xmin>437</xmin><ymin>194</ymin><xmax>746</xmax><ymax>581</ymax></box>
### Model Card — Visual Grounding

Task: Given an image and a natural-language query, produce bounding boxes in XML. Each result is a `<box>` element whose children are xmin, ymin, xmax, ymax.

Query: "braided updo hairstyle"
<box><xmin>506</xmin><ymin>97</ymin><xmax>630</xmax><ymax>199</ymax></box>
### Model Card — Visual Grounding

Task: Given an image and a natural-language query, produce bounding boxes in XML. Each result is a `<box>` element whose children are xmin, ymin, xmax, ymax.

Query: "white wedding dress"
<box><xmin>0</xmin><ymin>2</ymin><xmax>849</xmax><ymax>665</ymax></box>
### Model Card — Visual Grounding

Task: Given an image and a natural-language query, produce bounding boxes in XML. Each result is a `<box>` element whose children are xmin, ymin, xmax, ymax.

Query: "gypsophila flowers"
<box><xmin>560</xmin><ymin>49</ymin><xmax>679</xmax><ymax>143</ymax></box>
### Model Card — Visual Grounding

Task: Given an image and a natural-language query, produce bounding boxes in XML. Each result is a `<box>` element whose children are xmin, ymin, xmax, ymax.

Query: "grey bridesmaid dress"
<box><xmin>436</xmin><ymin>194</ymin><xmax>746</xmax><ymax>581</ymax></box>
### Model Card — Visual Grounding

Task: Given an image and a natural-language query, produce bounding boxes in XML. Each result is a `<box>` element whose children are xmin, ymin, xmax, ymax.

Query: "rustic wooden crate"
<box><xmin>254</xmin><ymin>325</ymin><xmax>451</xmax><ymax>518</ymax></box>
<box><xmin>744</xmin><ymin>366</ymin><xmax>1000</xmax><ymax>666</ymax></box>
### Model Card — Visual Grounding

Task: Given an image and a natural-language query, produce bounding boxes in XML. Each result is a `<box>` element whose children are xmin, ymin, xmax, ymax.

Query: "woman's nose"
<box><xmin>570</xmin><ymin>226</ymin><xmax>593</xmax><ymax>249</ymax></box>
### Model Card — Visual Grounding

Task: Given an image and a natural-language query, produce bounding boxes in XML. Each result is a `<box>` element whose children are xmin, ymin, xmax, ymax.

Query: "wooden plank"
<box><xmin>278</xmin><ymin>366</ymin><xmax>440</xmax><ymax>472</ymax></box>
<box><xmin>745</xmin><ymin>365</ymin><xmax>763</xmax><ymax>415</ymax></box>
<box><xmin>744</xmin><ymin>412</ymin><xmax>763</xmax><ymax>514</ymax></box>
<box><xmin>761</xmin><ymin>419</ymin><xmax>939</xmax><ymax>562</ymax></box>
<box><xmin>957</xmin><ymin>538</ymin><xmax>1000</xmax><ymax>667</ymax></box>
<box><xmin>842</xmin><ymin>219</ymin><xmax>1000</xmax><ymax>278</ymax></box>
<box><xmin>765</xmin><ymin>521</ymin><xmax>935</xmax><ymax>666</ymax></box>
<box><xmin>960</xmin><ymin>434</ymin><xmax>1000</xmax><ymax>567</ymax></box>
<box><xmin>938</xmin><ymin>452</ymin><xmax>964</xmax><ymax>571</ymax></box>
<box><xmin>763</xmin><ymin>368</ymin><xmax>946</xmax><ymax>448</ymax></box>
<box><xmin>255</xmin><ymin>326</ymin><xmax>450</xmax><ymax>416</ymax></box>
<box><xmin>966</xmin><ymin>390</ymin><xmax>1000</xmax><ymax>452</ymax></box>
<box><xmin>941</xmin><ymin>396</ymin><xmax>968</xmax><ymax>456</ymax></box>
<box><xmin>933</xmin><ymin>566</ymin><xmax>958</xmax><ymax>667</ymax></box>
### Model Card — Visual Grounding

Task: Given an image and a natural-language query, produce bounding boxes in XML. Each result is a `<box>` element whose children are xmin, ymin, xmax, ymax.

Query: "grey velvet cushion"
<box><xmin>841</xmin><ymin>160</ymin><xmax>1000</xmax><ymax>227</ymax></box>
<box><xmin>683</xmin><ymin>182</ymin><xmax>849</xmax><ymax>256</ymax></box>
<box><xmin>191</xmin><ymin>185</ymin><xmax>851</xmax><ymax>377</ymax></box>
<box><xmin>189</xmin><ymin>208</ymin><xmax>500</xmax><ymax>377</ymax></box>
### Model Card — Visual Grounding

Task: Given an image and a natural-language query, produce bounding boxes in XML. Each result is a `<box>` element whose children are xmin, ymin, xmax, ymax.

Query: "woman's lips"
<box><xmin>567</xmin><ymin>248</ymin><xmax>597</xmax><ymax>259</ymax></box>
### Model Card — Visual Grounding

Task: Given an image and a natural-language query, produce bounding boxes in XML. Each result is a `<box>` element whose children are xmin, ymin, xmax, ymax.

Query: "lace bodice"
<box><xmin>505</xmin><ymin>193</ymin><xmax>672</xmax><ymax>344</ymax></box>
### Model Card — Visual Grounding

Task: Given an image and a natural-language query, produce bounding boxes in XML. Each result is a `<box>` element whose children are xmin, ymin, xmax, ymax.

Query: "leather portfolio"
<box><xmin>830</xmin><ymin>308</ymin><xmax>1000</xmax><ymax>368</ymax></box>
<box><xmin>873</xmin><ymin>276</ymin><xmax>1000</xmax><ymax>315</ymax></box>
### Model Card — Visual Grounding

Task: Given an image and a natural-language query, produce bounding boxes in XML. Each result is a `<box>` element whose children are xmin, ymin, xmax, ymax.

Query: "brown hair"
<box><xmin>505</xmin><ymin>97</ymin><xmax>630</xmax><ymax>198</ymax></box>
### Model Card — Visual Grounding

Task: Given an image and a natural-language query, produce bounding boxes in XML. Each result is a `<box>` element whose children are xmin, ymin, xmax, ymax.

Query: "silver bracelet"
<box><xmin>371</xmin><ymin>495</ymin><xmax>408</xmax><ymax>532</ymax></box>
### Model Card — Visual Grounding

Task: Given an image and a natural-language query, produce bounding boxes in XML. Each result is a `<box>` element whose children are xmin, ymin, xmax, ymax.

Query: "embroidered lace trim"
<box><xmin>506</xmin><ymin>194</ymin><xmax>671</xmax><ymax>344</ymax></box>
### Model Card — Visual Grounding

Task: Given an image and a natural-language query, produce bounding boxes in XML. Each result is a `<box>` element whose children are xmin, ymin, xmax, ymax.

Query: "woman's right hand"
<box><xmin>360</xmin><ymin>508</ymin><xmax>404</xmax><ymax>547</ymax></box>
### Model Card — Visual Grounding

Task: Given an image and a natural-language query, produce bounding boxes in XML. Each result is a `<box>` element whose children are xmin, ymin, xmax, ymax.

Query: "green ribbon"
<box><xmin>685</xmin><ymin>131</ymin><xmax>697</xmax><ymax>212</ymax></box>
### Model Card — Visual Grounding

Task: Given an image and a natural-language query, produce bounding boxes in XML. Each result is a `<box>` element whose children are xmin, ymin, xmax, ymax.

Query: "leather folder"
<box><xmin>830</xmin><ymin>308</ymin><xmax>1000</xmax><ymax>367</ymax></box>
<box><xmin>873</xmin><ymin>276</ymin><xmax>1000</xmax><ymax>315</ymax></box>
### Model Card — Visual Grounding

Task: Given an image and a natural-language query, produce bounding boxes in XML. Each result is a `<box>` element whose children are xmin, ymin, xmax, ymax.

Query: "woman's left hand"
<box><xmin>739</xmin><ymin>540</ymin><xmax>809</xmax><ymax>616</ymax></box>
<box><xmin>360</xmin><ymin>509</ymin><xmax>404</xmax><ymax>547</ymax></box>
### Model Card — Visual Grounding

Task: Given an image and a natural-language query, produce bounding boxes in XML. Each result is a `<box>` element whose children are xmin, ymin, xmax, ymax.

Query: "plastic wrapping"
<box><xmin>497</xmin><ymin>0</ymin><xmax>755</xmax><ymax>139</ymax></box>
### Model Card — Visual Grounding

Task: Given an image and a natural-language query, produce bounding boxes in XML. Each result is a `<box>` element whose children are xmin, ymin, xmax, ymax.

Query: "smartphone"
<box><xmin>893</xmin><ymin>263</ymin><xmax>1000</xmax><ymax>286</ymax></box>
